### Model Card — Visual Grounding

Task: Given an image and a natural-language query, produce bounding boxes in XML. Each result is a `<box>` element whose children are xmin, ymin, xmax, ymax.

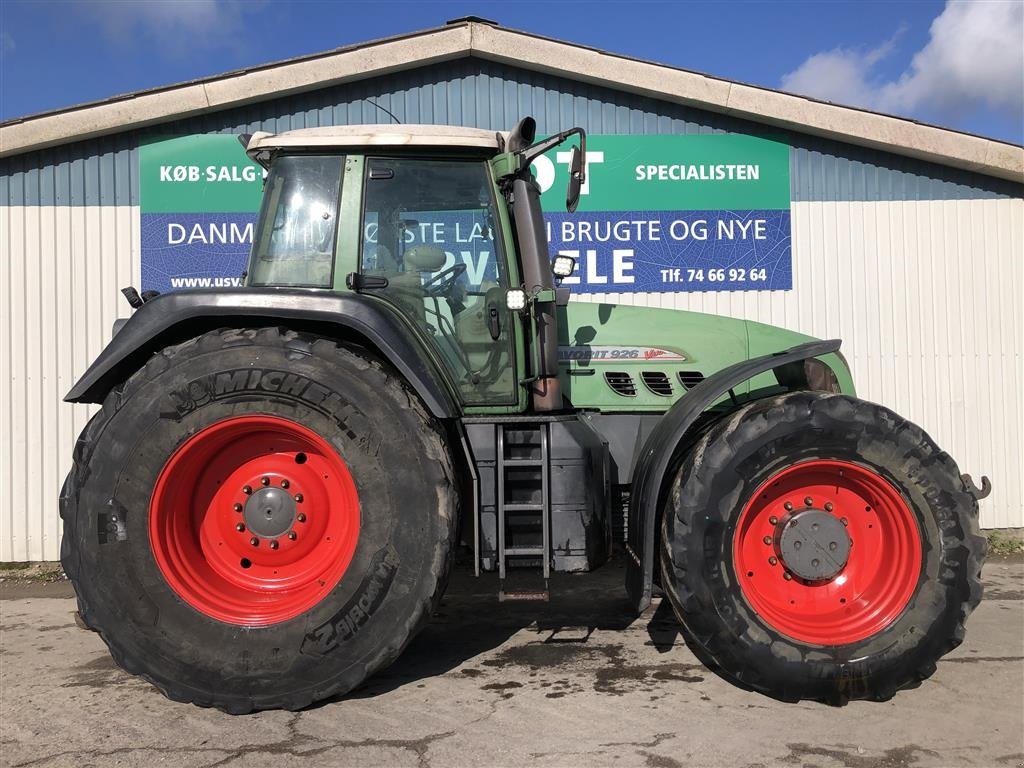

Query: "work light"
<box><xmin>506</xmin><ymin>288</ymin><xmax>528</xmax><ymax>311</ymax></box>
<box><xmin>552</xmin><ymin>254</ymin><xmax>576</xmax><ymax>278</ymax></box>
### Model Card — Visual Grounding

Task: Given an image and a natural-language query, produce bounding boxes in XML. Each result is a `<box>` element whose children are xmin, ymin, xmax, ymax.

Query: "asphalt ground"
<box><xmin>1</xmin><ymin>556</ymin><xmax>1022</xmax><ymax>768</ymax></box>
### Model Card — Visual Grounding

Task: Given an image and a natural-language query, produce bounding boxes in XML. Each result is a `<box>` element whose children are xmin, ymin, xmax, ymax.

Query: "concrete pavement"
<box><xmin>1</xmin><ymin>556</ymin><xmax>1022</xmax><ymax>768</ymax></box>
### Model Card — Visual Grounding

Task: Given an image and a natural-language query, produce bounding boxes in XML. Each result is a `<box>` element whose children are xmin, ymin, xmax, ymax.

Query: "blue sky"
<box><xmin>1</xmin><ymin>0</ymin><xmax>1021</xmax><ymax>143</ymax></box>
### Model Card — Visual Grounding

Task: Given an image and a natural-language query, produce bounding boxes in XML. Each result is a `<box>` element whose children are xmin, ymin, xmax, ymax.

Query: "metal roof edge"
<box><xmin>0</xmin><ymin>23</ymin><xmax>472</xmax><ymax>158</ymax></box>
<box><xmin>1</xmin><ymin>20</ymin><xmax>1021</xmax><ymax>183</ymax></box>
<box><xmin>469</xmin><ymin>24</ymin><xmax>1024</xmax><ymax>184</ymax></box>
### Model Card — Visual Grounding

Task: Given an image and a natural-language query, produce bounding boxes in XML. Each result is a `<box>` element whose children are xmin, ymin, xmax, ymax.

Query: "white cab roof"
<box><xmin>246</xmin><ymin>124</ymin><xmax>503</xmax><ymax>156</ymax></box>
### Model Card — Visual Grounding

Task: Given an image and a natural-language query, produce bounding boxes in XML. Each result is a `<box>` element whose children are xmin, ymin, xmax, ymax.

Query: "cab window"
<box><xmin>360</xmin><ymin>157</ymin><xmax>517</xmax><ymax>405</ymax></box>
<box><xmin>249</xmin><ymin>155</ymin><xmax>344</xmax><ymax>288</ymax></box>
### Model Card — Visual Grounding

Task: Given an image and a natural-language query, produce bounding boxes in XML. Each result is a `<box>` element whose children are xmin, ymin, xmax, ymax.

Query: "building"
<box><xmin>2</xmin><ymin>18</ymin><xmax>1022</xmax><ymax>561</ymax></box>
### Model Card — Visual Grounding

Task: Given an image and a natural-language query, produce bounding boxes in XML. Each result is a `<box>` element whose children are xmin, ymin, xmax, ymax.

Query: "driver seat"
<box><xmin>388</xmin><ymin>245</ymin><xmax>448</xmax><ymax>325</ymax></box>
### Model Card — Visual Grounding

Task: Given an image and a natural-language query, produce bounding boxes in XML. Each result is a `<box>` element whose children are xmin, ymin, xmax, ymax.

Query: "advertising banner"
<box><xmin>139</xmin><ymin>132</ymin><xmax>791</xmax><ymax>294</ymax></box>
<box><xmin>536</xmin><ymin>134</ymin><xmax>791</xmax><ymax>293</ymax></box>
<box><xmin>139</xmin><ymin>135</ymin><xmax>265</xmax><ymax>292</ymax></box>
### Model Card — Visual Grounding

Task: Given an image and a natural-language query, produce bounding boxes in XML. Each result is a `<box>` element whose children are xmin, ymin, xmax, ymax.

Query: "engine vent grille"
<box><xmin>604</xmin><ymin>371</ymin><xmax>637</xmax><ymax>397</ymax></box>
<box><xmin>641</xmin><ymin>371</ymin><xmax>674</xmax><ymax>397</ymax></box>
<box><xmin>678</xmin><ymin>371</ymin><xmax>706</xmax><ymax>390</ymax></box>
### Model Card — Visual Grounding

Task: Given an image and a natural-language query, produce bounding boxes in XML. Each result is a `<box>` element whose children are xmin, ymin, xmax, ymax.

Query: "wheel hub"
<box><xmin>777</xmin><ymin>509</ymin><xmax>851</xmax><ymax>582</ymax></box>
<box><xmin>243</xmin><ymin>486</ymin><xmax>297</xmax><ymax>539</ymax></box>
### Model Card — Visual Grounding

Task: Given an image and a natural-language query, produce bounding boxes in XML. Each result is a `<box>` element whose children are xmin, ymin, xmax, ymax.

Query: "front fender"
<box><xmin>65</xmin><ymin>289</ymin><xmax>460</xmax><ymax>418</ymax></box>
<box><xmin>625</xmin><ymin>338</ymin><xmax>842</xmax><ymax>613</ymax></box>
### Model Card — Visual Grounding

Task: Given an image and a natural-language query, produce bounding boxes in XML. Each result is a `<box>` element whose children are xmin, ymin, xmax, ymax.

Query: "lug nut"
<box><xmin>297</xmin><ymin>513</ymin><xmax>306</xmax><ymax>523</ymax></box>
<box><xmin>261</xmin><ymin>476</ymin><xmax>270</xmax><ymax>486</ymax></box>
<box><xmin>784</xmin><ymin>502</ymin><xmax>793</xmax><ymax>511</ymax></box>
<box><xmin>769</xmin><ymin>516</ymin><xmax>778</xmax><ymax>525</ymax></box>
<box><xmin>829</xmin><ymin>541</ymin><xmax>838</xmax><ymax>551</ymax></box>
<box><xmin>287</xmin><ymin>531</ymin><xmax>297</xmax><ymax>541</ymax></box>
<box><xmin>794</xmin><ymin>540</ymin><xmax>802</xmax><ymax>550</ymax></box>
<box><xmin>294</xmin><ymin>493</ymin><xmax>304</xmax><ymax>503</ymax></box>
<box><xmin>242</xmin><ymin>485</ymin><xmax>252</xmax><ymax>495</ymax></box>
<box><xmin>269</xmin><ymin>540</ymin><xmax>279</xmax><ymax>550</ymax></box>
<box><xmin>235</xmin><ymin>523</ymin><xmax>245</xmax><ymax>532</ymax></box>
<box><xmin>233</xmin><ymin>503</ymin><xmax>243</xmax><ymax>512</ymax></box>
<box><xmin>281</xmin><ymin>479</ymin><xmax>290</xmax><ymax>489</ymax></box>
<box><xmin>763</xmin><ymin>535</ymin><xmax>772</xmax><ymax>545</ymax></box>
<box><xmin>841</xmin><ymin>517</ymin><xmax>849</xmax><ymax>526</ymax></box>
<box><xmin>824</xmin><ymin>502</ymin><xmax>834</xmax><ymax>512</ymax></box>
<box><xmin>768</xmin><ymin>556</ymin><xmax>778</xmax><ymax>565</ymax></box>
<box><xmin>783</xmin><ymin>572</ymin><xmax>793</xmax><ymax>581</ymax></box>
<box><xmin>249</xmin><ymin>537</ymin><xmax>259</xmax><ymax>546</ymax></box>
<box><xmin>804</xmin><ymin>496</ymin><xmax>813</xmax><ymax>506</ymax></box>
<box><xmin>811</xmin><ymin>558</ymin><xmax>820</xmax><ymax>567</ymax></box>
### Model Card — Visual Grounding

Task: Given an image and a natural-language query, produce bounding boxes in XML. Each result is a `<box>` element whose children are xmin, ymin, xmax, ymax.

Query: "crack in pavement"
<box><xmin>599</xmin><ymin>732</ymin><xmax>674</xmax><ymax>749</ymax></box>
<box><xmin>781</xmin><ymin>742</ymin><xmax>941</xmax><ymax>768</ymax></box>
<box><xmin>13</xmin><ymin>712</ymin><xmax>457</xmax><ymax>768</ymax></box>
<box><xmin>12</xmin><ymin>746</ymin><xmax>235</xmax><ymax>768</ymax></box>
<box><xmin>208</xmin><ymin>712</ymin><xmax>456</xmax><ymax>768</ymax></box>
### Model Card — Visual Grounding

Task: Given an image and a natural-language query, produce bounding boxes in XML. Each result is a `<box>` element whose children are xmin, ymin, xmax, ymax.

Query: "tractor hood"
<box><xmin>555</xmin><ymin>302</ymin><xmax>849</xmax><ymax>411</ymax></box>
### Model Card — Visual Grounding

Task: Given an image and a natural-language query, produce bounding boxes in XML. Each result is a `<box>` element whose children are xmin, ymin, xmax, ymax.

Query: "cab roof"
<box><xmin>245</xmin><ymin>124</ymin><xmax>504</xmax><ymax>161</ymax></box>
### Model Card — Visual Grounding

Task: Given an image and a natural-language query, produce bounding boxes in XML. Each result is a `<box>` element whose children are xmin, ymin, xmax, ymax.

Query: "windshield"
<box><xmin>248</xmin><ymin>155</ymin><xmax>344</xmax><ymax>288</ymax></box>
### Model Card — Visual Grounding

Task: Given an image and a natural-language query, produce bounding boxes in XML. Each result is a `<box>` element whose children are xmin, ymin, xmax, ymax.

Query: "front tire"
<box><xmin>660</xmin><ymin>392</ymin><xmax>985</xmax><ymax>704</ymax></box>
<box><xmin>60</xmin><ymin>327</ymin><xmax>456</xmax><ymax>713</ymax></box>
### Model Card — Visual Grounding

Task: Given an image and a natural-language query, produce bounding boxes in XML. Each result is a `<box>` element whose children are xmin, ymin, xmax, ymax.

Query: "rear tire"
<box><xmin>60</xmin><ymin>327</ymin><xmax>456</xmax><ymax>713</ymax></box>
<box><xmin>660</xmin><ymin>391</ymin><xmax>985</xmax><ymax>704</ymax></box>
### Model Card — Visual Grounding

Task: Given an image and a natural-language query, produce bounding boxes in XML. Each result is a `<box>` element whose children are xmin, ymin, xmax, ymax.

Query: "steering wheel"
<box><xmin>421</xmin><ymin>263</ymin><xmax>467</xmax><ymax>298</ymax></box>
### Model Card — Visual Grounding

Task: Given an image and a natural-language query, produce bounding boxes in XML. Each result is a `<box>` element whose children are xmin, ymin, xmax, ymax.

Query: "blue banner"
<box><xmin>141</xmin><ymin>212</ymin><xmax>255</xmax><ymax>292</ymax></box>
<box><xmin>543</xmin><ymin>210</ymin><xmax>791</xmax><ymax>293</ymax></box>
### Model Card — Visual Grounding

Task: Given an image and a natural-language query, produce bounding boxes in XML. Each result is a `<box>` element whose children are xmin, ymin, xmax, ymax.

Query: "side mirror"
<box><xmin>566</xmin><ymin>145</ymin><xmax>584</xmax><ymax>213</ymax></box>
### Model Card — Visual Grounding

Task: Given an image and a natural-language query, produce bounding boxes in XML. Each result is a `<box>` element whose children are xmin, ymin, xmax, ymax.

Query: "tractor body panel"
<box><xmin>64</xmin><ymin>288</ymin><xmax>460</xmax><ymax>418</ymax></box>
<box><xmin>557</xmin><ymin>301</ymin><xmax>854</xmax><ymax>412</ymax></box>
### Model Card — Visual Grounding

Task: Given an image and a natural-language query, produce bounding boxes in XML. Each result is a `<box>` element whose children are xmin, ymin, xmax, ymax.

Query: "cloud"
<box><xmin>780</xmin><ymin>35</ymin><xmax>901</xmax><ymax>111</ymax></box>
<box><xmin>73</xmin><ymin>0</ymin><xmax>265</xmax><ymax>56</ymax></box>
<box><xmin>781</xmin><ymin>0</ymin><xmax>1024</xmax><ymax>128</ymax></box>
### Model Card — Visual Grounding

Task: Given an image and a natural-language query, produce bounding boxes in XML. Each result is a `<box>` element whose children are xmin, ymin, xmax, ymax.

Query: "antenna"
<box><xmin>363</xmin><ymin>98</ymin><xmax>402</xmax><ymax>125</ymax></box>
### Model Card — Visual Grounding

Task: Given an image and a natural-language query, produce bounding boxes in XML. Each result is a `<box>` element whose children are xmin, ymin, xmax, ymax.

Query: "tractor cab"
<box><xmin>243</xmin><ymin>120</ymin><xmax>583</xmax><ymax>412</ymax></box>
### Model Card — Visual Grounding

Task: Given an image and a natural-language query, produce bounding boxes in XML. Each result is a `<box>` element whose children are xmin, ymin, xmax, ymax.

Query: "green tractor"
<box><xmin>61</xmin><ymin>118</ymin><xmax>987</xmax><ymax>714</ymax></box>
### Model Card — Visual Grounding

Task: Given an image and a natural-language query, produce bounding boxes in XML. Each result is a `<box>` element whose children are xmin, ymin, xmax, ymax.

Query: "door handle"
<box><xmin>487</xmin><ymin>303</ymin><xmax>501</xmax><ymax>340</ymax></box>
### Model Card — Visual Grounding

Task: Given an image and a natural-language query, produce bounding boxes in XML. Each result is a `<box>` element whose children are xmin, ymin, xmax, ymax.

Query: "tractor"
<box><xmin>60</xmin><ymin>117</ymin><xmax>987</xmax><ymax>714</ymax></box>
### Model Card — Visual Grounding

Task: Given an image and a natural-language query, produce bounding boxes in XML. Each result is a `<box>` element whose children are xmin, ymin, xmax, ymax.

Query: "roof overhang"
<box><xmin>2</xmin><ymin>20</ymin><xmax>1021</xmax><ymax>183</ymax></box>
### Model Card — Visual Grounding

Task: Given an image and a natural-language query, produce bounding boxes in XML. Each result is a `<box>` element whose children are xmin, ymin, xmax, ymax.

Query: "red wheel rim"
<box><xmin>149</xmin><ymin>415</ymin><xmax>359</xmax><ymax>626</ymax></box>
<box><xmin>733</xmin><ymin>459</ymin><xmax>921</xmax><ymax>645</ymax></box>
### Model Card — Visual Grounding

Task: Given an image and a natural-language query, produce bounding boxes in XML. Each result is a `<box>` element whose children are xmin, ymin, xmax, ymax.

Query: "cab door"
<box><xmin>357</xmin><ymin>156</ymin><xmax>523</xmax><ymax>409</ymax></box>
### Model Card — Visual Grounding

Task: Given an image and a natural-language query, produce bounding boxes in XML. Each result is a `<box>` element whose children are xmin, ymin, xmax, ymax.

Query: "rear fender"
<box><xmin>625</xmin><ymin>338</ymin><xmax>842</xmax><ymax>613</ymax></box>
<box><xmin>65</xmin><ymin>289</ymin><xmax>460</xmax><ymax>418</ymax></box>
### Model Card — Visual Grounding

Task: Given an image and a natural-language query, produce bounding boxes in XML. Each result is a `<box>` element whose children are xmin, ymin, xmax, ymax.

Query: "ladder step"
<box><xmin>499</xmin><ymin>590</ymin><xmax>550</xmax><ymax>602</ymax></box>
<box><xmin>494</xmin><ymin>422</ymin><xmax>551</xmax><ymax>582</ymax></box>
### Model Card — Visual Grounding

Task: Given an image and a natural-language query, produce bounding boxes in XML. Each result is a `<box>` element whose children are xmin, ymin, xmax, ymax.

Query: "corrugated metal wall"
<box><xmin>575</xmin><ymin>198</ymin><xmax>1023</xmax><ymax>530</ymax></box>
<box><xmin>0</xmin><ymin>205</ymin><xmax>138</xmax><ymax>560</ymax></box>
<box><xmin>2</xmin><ymin>56</ymin><xmax>1022</xmax><ymax>559</ymax></box>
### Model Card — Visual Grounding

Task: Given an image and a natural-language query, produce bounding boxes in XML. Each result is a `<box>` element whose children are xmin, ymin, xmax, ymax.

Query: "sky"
<box><xmin>1</xmin><ymin>0</ymin><xmax>1022</xmax><ymax>144</ymax></box>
